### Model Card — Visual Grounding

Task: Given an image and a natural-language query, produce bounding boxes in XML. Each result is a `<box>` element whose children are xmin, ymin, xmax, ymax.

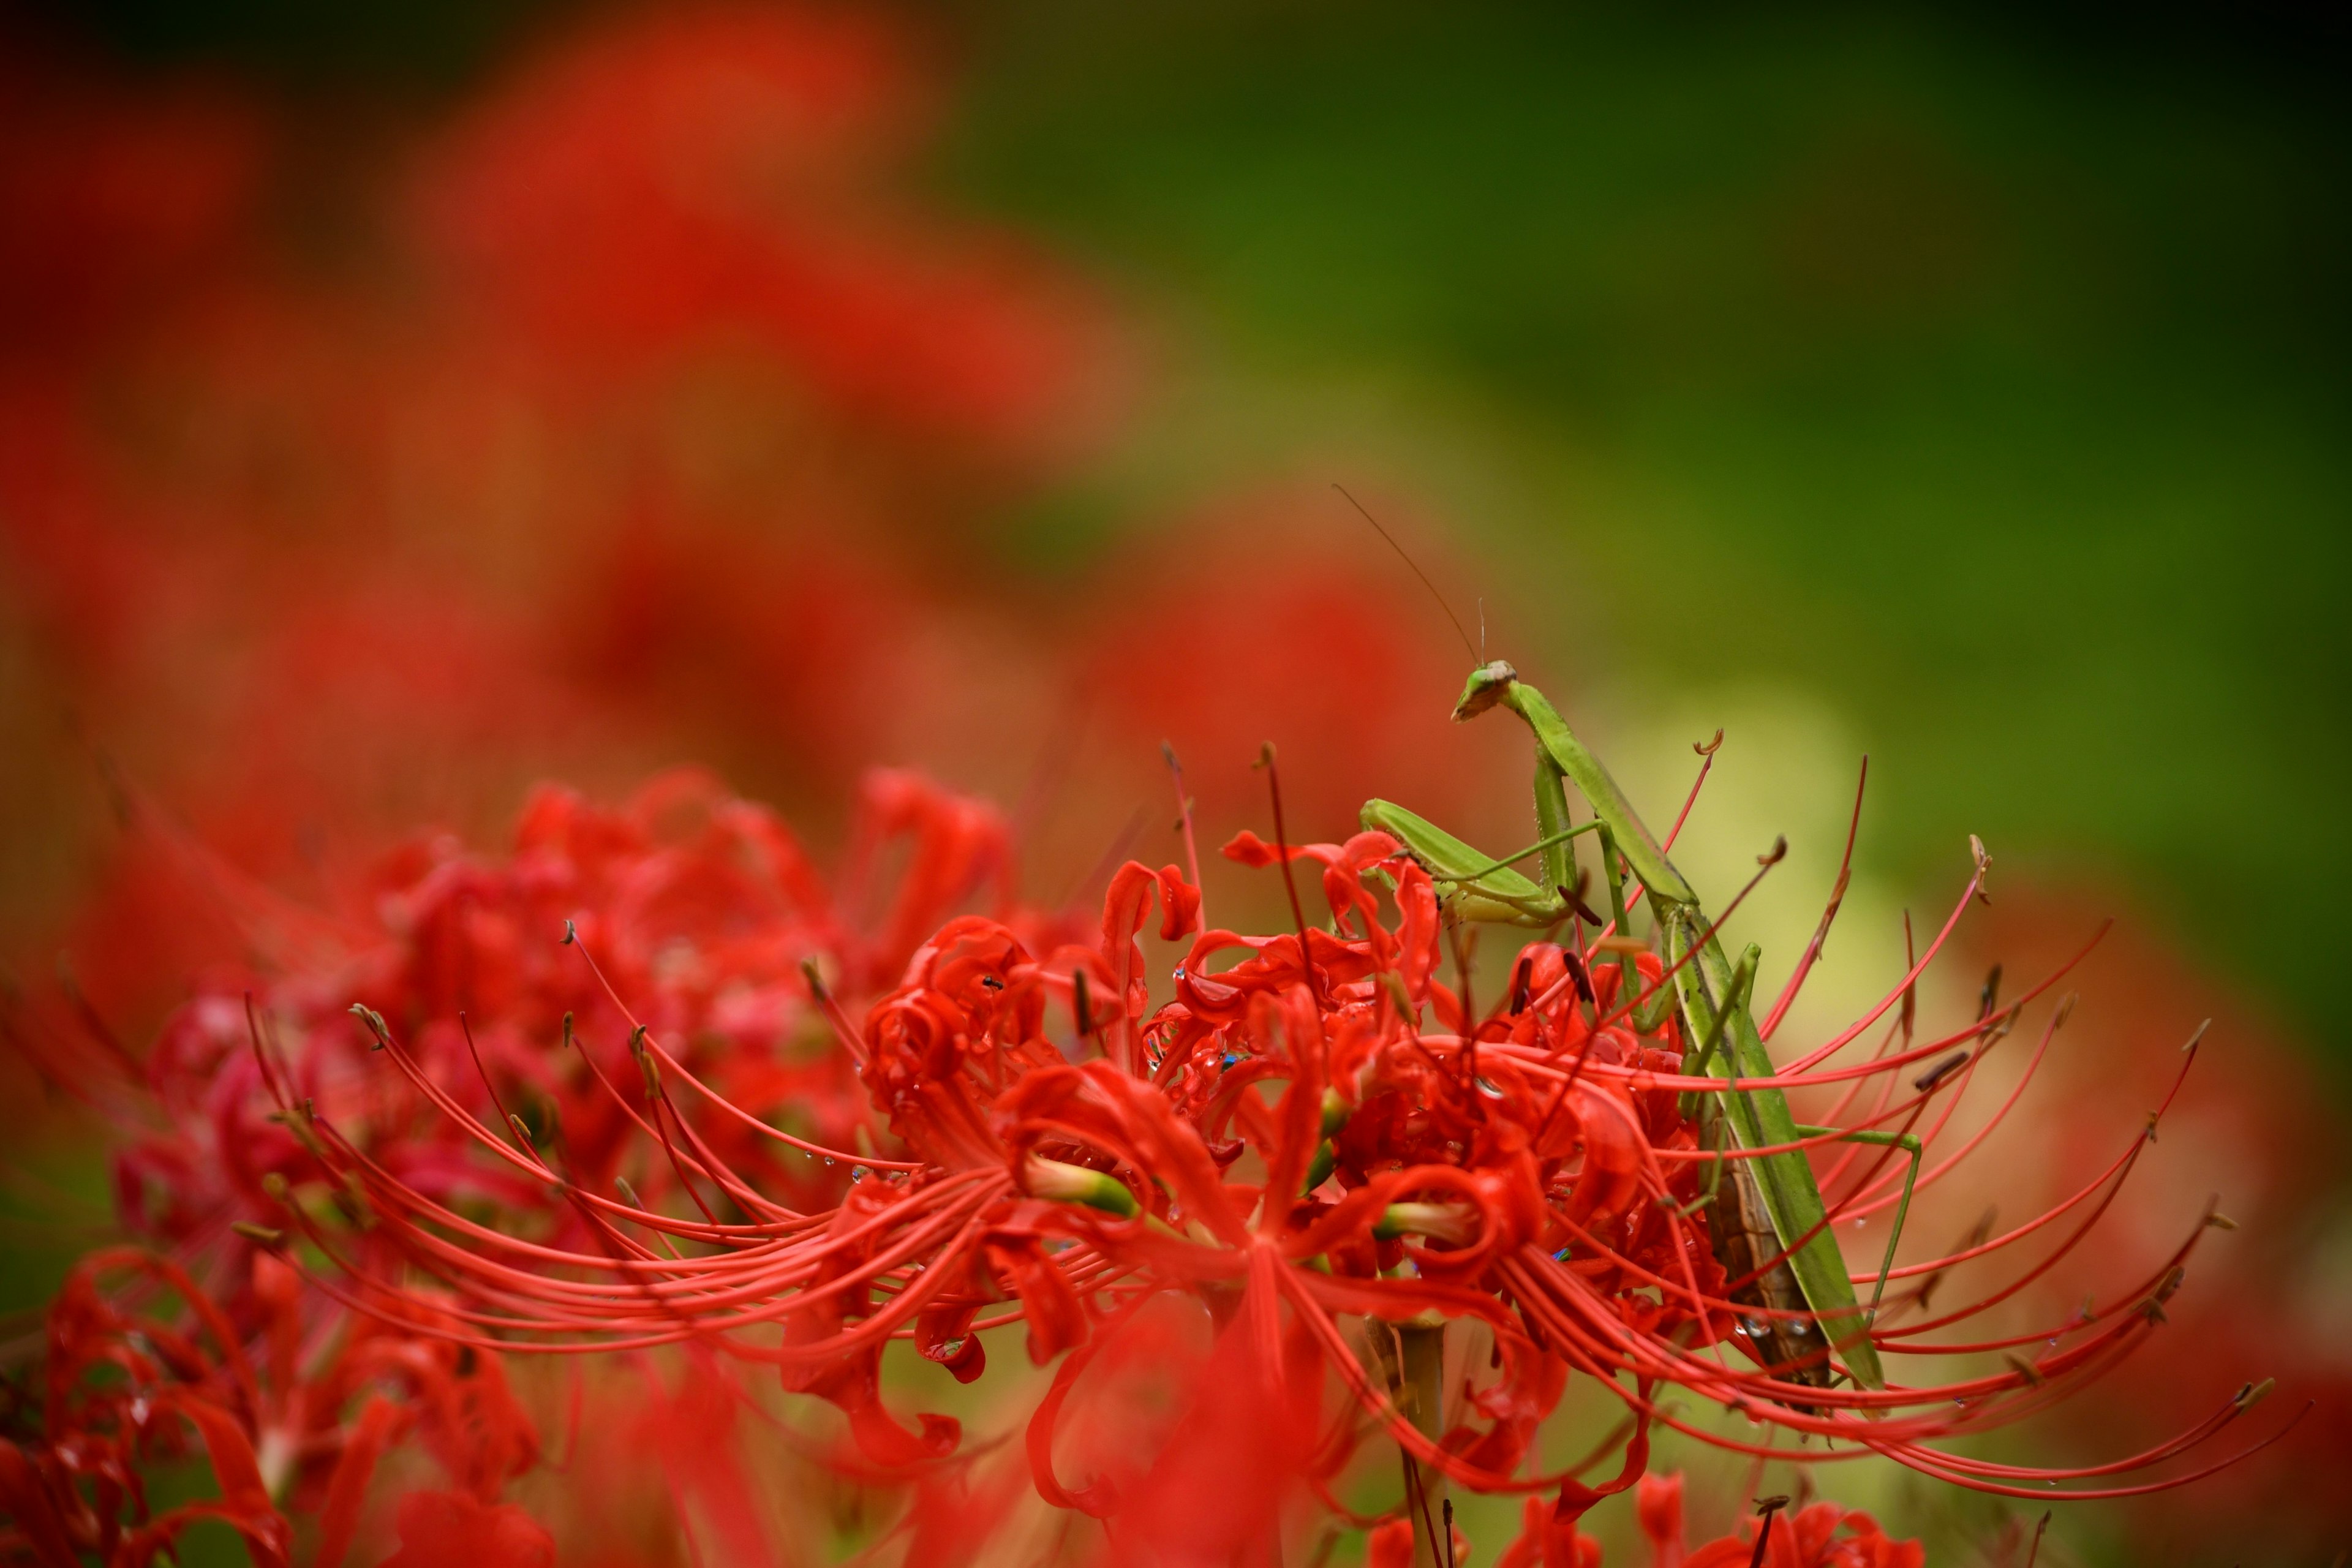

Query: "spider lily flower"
<box><xmin>371</xmin><ymin>1490</ymin><xmax>556</xmax><ymax>1568</ymax></box>
<box><xmin>1</xmin><ymin>767</ymin><xmax>1056</xmax><ymax>1546</ymax></box>
<box><xmin>417</xmin><ymin>3</ymin><xmax>1125</xmax><ymax>456</ymax></box>
<box><xmin>244</xmin><ymin>1253</ymin><xmax>545</xmax><ymax>1568</ymax></box>
<box><xmin>131</xmin><ymin>768</ymin><xmax>2290</xmax><ymax>1558</ymax></box>
<box><xmin>0</xmin><ymin>1248</ymin><xmax>549</xmax><ymax>1568</ymax></box>
<box><xmin>7</xmin><ymin>767</ymin><xmax>1022</xmax><ymax>1278</ymax></box>
<box><xmin>1594</xmin><ymin>1472</ymin><xmax>1924</xmax><ymax>1568</ymax></box>
<box><xmin>0</xmin><ymin>1251</ymin><xmax>290</xmax><ymax>1568</ymax></box>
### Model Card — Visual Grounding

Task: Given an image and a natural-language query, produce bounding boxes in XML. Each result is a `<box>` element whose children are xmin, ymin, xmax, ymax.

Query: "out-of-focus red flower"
<box><xmin>1627</xmin><ymin>1474</ymin><xmax>1923</xmax><ymax>1568</ymax></box>
<box><xmin>1950</xmin><ymin>888</ymin><xmax>2352</xmax><ymax>1563</ymax></box>
<box><xmin>1082</xmin><ymin>487</ymin><xmax>1523</xmax><ymax>842</ymax></box>
<box><xmin>416</xmin><ymin>4</ymin><xmax>1126</xmax><ymax>458</ymax></box>
<box><xmin>0</xmin><ymin>68</ymin><xmax>262</xmax><ymax>358</ymax></box>
<box><xmin>0</xmin><ymin>1253</ymin><xmax>288</xmax><ymax>1568</ymax></box>
<box><xmin>375</xmin><ymin>1490</ymin><xmax>555</xmax><ymax>1568</ymax></box>
<box><xmin>0</xmin><ymin>1247</ymin><xmax>554</xmax><ymax>1568</ymax></box>
<box><xmin>13</xmin><ymin>766</ymin><xmax>1025</xmax><ymax>1269</ymax></box>
<box><xmin>555</xmin><ymin>503</ymin><xmax>918</xmax><ymax>784</ymax></box>
<box><xmin>0</xmin><ymin>2</ymin><xmax>1135</xmax><ymax>1026</ymax></box>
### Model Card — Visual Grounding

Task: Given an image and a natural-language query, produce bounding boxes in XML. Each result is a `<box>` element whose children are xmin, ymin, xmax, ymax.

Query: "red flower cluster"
<box><xmin>3</xmin><ymin>767</ymin><xmax>1049</xmax><ymax>1560</ymax></box>
<box><xmin>1628</xmin><ymin>1474</ymin><xmax>1920</xmax><ymax>1568</ymax></box>
<box><xmin>17</xmin><ymin>766</ymin><xmax>1033</xmax><ymax>1264</ymax></box>
<box><xmin>0</xmin><ymin>0</ymin><xmax>1128</xmax><ymax>959</ymax></box>
<box><xmin>1453</xmin><ymin>1472</ymin><xmax>1921</xmax><ymax>1567</ymax></box>
<box><xmin>0</xmin><ymin>7</ymin><xmax>2318</xmax><ymax>1559</ymax></box>
<box><xmin>85</xmin><ymin>741</ymin><xmax>2270</xmax><ymax>1561</ymax></box>
<box><xmin>0</xmin><ymin>1250</ymin><xmax>541</xmax><ymax>1568</ymax></box>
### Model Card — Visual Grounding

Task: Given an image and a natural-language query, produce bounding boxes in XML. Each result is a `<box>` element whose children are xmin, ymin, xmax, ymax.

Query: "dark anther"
<box><xmin>1747</xmin><ymin>1494</ymin><xmax>1791</xmax><ymax>1568</ymax></box>
<box><xmin>1559</xmin><ymin>945</ymin><xmax>1597</xmax><ymax>1006</ymax></box>
<box><xmin>1913</xmin><ymin>1050</ymin><xmax>1970</xmax><ymax>1092</ymax></box>
<box><xmin>1558</xmin><ymin>876</ymin><xmax>1605</xmax><ymax>927</ymax></box>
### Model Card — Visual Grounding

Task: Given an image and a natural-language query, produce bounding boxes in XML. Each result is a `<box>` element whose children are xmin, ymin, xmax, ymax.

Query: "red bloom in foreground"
<box><xmin>0</xmin><ymin>1249</ymin><xmax>546</xmax><ymax>1568</ymax></box>
<box><xmin>213</xmin><ymin>734</ymin><xmax>2290</xmax><ymax>1559</ymax></box>
<box><xmin>1484</xmin><ymin>1471</ymin><xmax>1926</xmax><ymax>1566</ymax></box>
<box><xmin>12</xmin><ymin>701</ymin><xmax>2301</xmax><ymax>1562</ymax></box>
<box><xmin>13</xmin><ymin>766</ymin><xmax>1027</xmax><ymax>1267</ymax></box>
<box><xmin>1631</xmin><ymin>1474</ymin><xmax>1921</xmax><ymax>1568</ymax></box>
<box><xmin>0</xmin><ymin>1254</ymin><xmax>287</xmax><ymax>1568</ymax></box>
<box><xmin>375</xmin><ymin>1491</ymin><xmax>554</xmax><ymax>1568</ymax></box>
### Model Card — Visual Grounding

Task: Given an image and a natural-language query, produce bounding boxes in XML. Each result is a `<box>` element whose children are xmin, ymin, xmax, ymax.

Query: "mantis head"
<box><xmin>1451</xmin><ymin>659</ymin><xmax>1519</xmax><ymax>720</ymax></box>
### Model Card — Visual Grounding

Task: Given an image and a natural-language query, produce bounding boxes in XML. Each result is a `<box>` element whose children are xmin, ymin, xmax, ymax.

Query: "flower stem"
<box><xmin>1396</xmin><ymin>1321</ymin><xmax>1449</xmax><ymax>1568</ymax></box>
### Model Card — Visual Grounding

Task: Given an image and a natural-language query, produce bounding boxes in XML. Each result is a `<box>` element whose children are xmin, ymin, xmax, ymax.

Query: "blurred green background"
<box><xmin>941</xmin><ymin>0</ymin><xmax>2352</xmax><ymax>1075</ymax></box>
<box><xmin>29</xmin><ymin>0</ymin><xmax>2351</xmax><ymax>1059</ymax></box>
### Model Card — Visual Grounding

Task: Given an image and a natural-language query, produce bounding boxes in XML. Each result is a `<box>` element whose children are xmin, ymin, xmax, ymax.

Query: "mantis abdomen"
<box><xmin>1709</xmin><ymin>1156</ymin><xmax>1833</xmax><ymax>1405</ymax></box>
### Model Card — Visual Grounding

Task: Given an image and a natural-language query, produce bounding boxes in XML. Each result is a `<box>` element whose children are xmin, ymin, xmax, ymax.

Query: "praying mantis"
<box><xmin>1362</xmin><ymin>659</ymin><xmax>1923</xmax><ymax>1401</ymax></box>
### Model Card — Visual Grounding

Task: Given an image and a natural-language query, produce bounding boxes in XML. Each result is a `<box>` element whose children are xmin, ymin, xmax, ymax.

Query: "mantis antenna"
<box><xmin>1332</xmin><ymin>482</ymin><xmax>1479</xmax><ymax>664</ymax></box>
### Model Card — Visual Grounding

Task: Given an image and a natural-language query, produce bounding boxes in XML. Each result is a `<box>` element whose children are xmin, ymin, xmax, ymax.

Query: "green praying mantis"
<box><xmin>1362</xmin><ymin>660</ymin><xmax>1924</xmax><ymax>1400</ymax></box>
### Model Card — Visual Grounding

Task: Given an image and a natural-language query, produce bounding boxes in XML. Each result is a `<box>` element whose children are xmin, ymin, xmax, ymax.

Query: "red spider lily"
<box><xmin>251</xmin><ymin>1257</ymin><xmax>545</xmax><ymax>1568</ymax></box>
<box><xmin>413</xmin><ymin>2</ymin><xmax>1126</xmax><ymax>458</ymax></box>
<box><xmin>238</xmin><ymin>756</ymin><xmax>2293</xmax><ymax>1563</ymax></box>
<box><xmin>4</xmin><ymin>767</ymin><xmax>1062</xmax><ymax>1557</ymax></box>
<box><xmin>8</xmin><ymin>766</ymin><xmax>1029</xmax><ymax>1277</ymax></box>
<box><xmin>1079</xmin><ymin>488</ymin><xmax>1524</xmax><ymax>842</ymax></box>
<box><xmin>1618</xmin><ymin>1473</ymin><xmax>1922</xmax><ymax>1568</ymax></box>
<box><xmin>0</xmin><ymin>2</ymin><xmax>1130</xmax><ymax>1007</ymax></box>
<box><xmin>0</xmin><ymin>1247</ymin><xmax>548</xmax><ymax>1568</ymax></box>
<box><xmin>0</xmin><ymin>1252</ymin><xmax>287</xmax><ymax>1567</ymax></box>
<box><xmin>1379</xmin><ymin>1472</ymin><xmax>1931</xmax><ymax>1568</ymax></box>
